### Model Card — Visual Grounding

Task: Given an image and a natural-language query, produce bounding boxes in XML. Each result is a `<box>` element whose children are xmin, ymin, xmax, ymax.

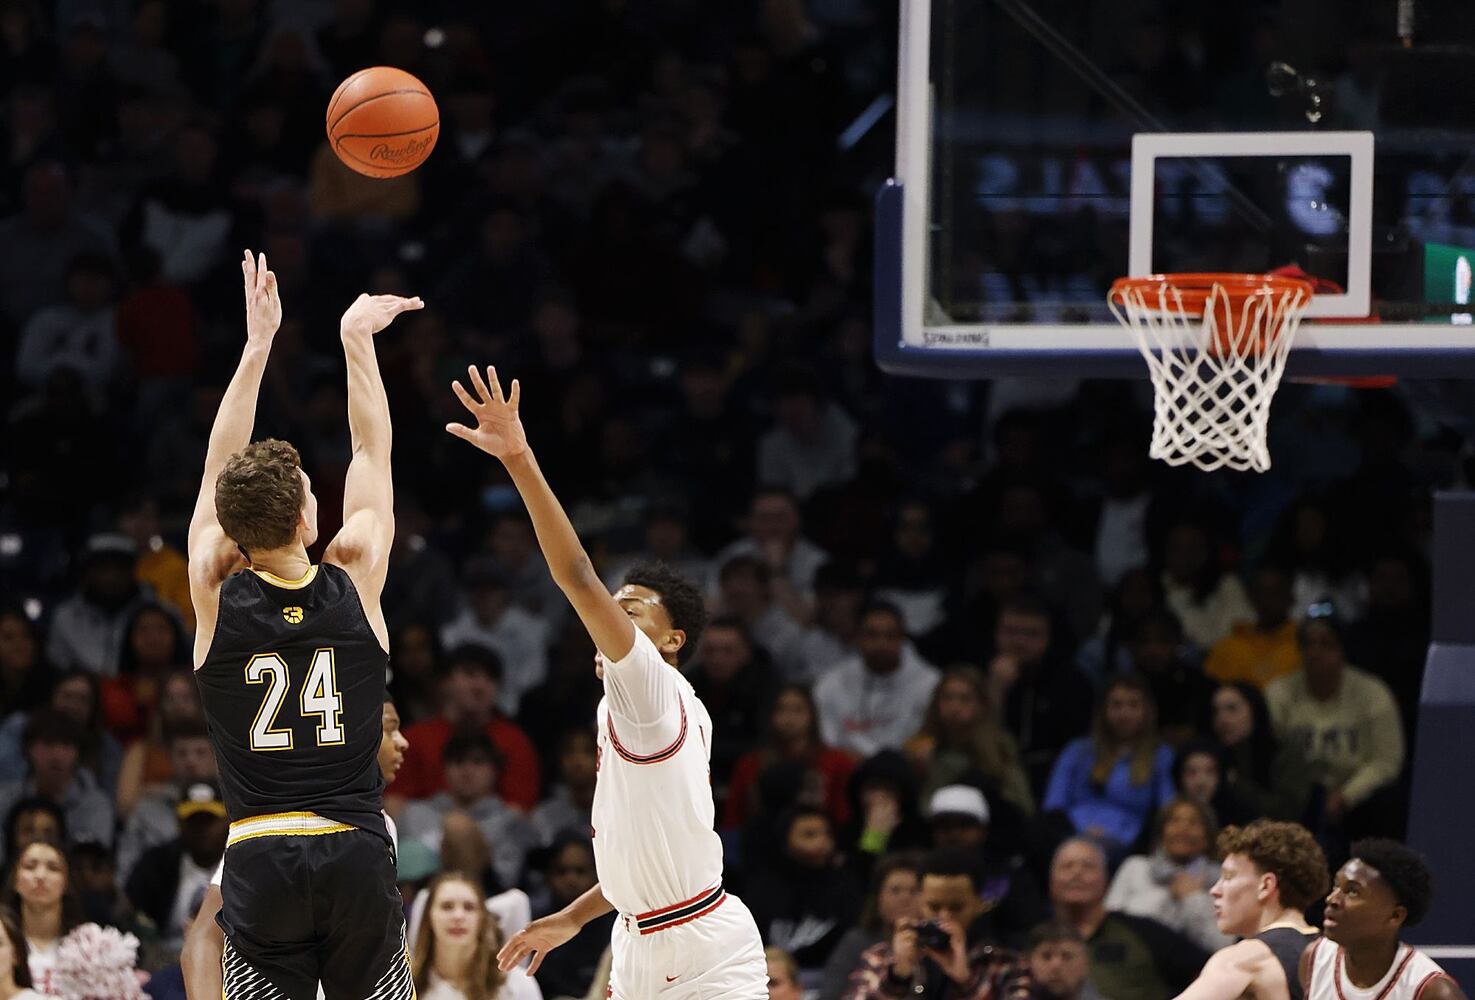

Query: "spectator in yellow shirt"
<box><xmin>1204</xmin><ymin>565</ymin><xmax>1300</xmax><ymax>689</ymax></box>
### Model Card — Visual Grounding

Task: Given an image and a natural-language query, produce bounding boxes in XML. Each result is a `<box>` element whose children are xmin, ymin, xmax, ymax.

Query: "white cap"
<box><xmin>928</xmin><ymin>784</ymin><xmax>990</xmax><ymax>825</ymax></box>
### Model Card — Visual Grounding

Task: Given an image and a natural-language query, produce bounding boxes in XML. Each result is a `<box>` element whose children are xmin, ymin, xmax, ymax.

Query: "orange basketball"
<box><xmin>326</xmin><ymin>66</ymin><xmax>438</xmax><ymax>178</ymax></box>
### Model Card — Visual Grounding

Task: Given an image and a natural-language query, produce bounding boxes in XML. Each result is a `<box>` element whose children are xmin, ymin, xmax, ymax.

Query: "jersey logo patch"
<box><xmin>282</xmin><ymin>606</ymin><xmax>304</xmax><ymax>624</ymax></box>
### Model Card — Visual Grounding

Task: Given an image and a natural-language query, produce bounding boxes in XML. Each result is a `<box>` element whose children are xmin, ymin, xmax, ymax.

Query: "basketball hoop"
<box><xmin>1108</xmin><ymin>273</ymin><xmax>1315</xmax><ymax>473</ymax></box>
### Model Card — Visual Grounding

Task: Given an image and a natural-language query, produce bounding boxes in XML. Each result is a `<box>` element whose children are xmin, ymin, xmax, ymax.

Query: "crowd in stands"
<box><xmin>0</xmin><ymin>1</ymin><xmax>1459</xmax><ymax>998</ymax></box>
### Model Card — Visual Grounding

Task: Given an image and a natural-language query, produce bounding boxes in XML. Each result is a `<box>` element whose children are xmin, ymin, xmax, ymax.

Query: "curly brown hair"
<box><xmin>214</xmin><ymin>439</ymin><xmax>305</xmax><ymax>553</ymax></box>
<box><xmin>1217</xmin><ymin>820</ymin><xmax>1329</xmax><ymax>912</ymax></box>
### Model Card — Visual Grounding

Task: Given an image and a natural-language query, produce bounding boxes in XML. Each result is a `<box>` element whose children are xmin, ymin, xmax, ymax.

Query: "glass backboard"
<box><xmin>877</xmin><ymin>0</ymin><xmax>1475</xmax><ymax>376</ymax></box>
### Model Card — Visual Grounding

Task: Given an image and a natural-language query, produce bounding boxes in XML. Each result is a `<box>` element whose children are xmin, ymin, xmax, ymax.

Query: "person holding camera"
<box><xmin>844</xmin><ymin>849</ymin><xmax>1033</xmax><ymax>1000</ymax></box>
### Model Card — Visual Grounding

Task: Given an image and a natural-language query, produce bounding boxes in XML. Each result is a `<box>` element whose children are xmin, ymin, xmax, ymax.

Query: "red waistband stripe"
<box><xmin>608</xmin><ymin>701</ymin><xmax>687</xmax><ymax>765</ymax></box>
<box><xmin>634</xmin><ymin>884</ymin><xmax>725</xmax><ymax>934</ymax></box>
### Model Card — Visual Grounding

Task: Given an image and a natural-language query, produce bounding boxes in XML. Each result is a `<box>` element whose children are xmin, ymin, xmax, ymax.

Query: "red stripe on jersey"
<box><xmin>608</xmin><ymin>701</ymin><xmax>687</xmax><ymax>765</ymax></box>
<box><xmin>1335</xmin><ymin>946</ymin><xmax>1417</xmax><ymax>1000</ymax></box>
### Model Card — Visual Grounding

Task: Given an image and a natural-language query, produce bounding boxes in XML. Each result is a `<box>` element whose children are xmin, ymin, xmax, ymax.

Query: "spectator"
<box><xmin>1075</xmin><ymin>568</ymin><xmax>1162</xmax><ymax>689</ymax></box>
<box><xmin>820</xmin><ymin>854</ymin><xmax>921</xmax><ymax>1000</ymax></box>
<box><xmin>757</xmin><ymin>368</ymin><xmax>858</xmax><ymax>502</ymax></box>
<box><xmin>1204</xmin><ymin>565</ymin><xmax>1302</xmax><ymax>689</ymax></box>
<box><xmin>124</xmin><ymin>780</ymin><xmax>228</xmax><ymax>954</ymax></box>
<box><xmin>1105</xmin><ymin>798</ymin><xmax>1230</xmax><ymax>951</ymax></box>
<box><xmin>392</xmin><ymin>646</ymin><xmax>542</xmax><ymax>811</ymax></box>
<box><xmin>924</xmin><ymin>786</ymin><xmax>1046</xmax><ymax>946</ymax></box>
<box><xmin>411</xmin><ymin>872</ymin><xmax>543</xmax><ymax>1000</ymax></box>
<box><xmin>37</xmin><ymin>671</ymin><xmax>124</xmax><ymax>797</ymax></box>
<box><xmin>906</xmin><ymin>665</ymin><xmax>1034</xmax><ymax>816</ymax></box>
<box><xmin>0</xmin><ymin>906</ymin><xmax>41</xmax><ymax>999</ymax></box>
<box><xmin>1026</xmin><ymin>922</ymin><xmax>1101</xmax><ymax>1000</ymax></box>
<box><xmin>2</xmin><ymin>800</ymin><xmax>64</xmax><ymax>870</ymax></box>
<box><xmin>714</xmin><ymin>487</ymin><xmax>830</xmax><ymax>600</ymax></box>
<box><xmin>387</xmin><ymin>622</ymin><xmax>444</xmax><ymax>727</ymax></box>
<box><xmin>440</xmin><ymin>558</ymin><xmax>552</xmax><ymax>718</ymax></box>
<box><xmin>478</xmin><ymin>514</ymin><xmax>566</xmax><ymax>630</ymax></box>
<box><xmin>1266</xmin><ymin>606</ymin><xmax>1406</xmax><ymax>837</ymax></box>
<box><xmin>686</xmin><ymin>617</ymin><xmax>775</xmax><ymax>802</ymax></box>
<box><xmin>531</xmin><ymin>729</ymin><xmax>597</xmax><ymax>848</ymax></box>
<box><xmin>113</xmin><ymin>246</ymin><xmax>200</xmax><ymax>427</ymax></box>
<box><xmin>0</xmin><ymin>161</ymin><xmax>115</xmax><ymax>324</ymax></box>
<box><xmin>0</xmin><ymin>711</ymin><xmax>113</xmax><ymax>856</ymax></box>
<box><xmin>527</xmin><ymin>834</ymin><xmax>612</xmax><ymax>1000</ymax></box>
<box><xmin>379</xmin><ymin>504</ymin><xmax>460</xmax><ymax>636</ymax></box>
<box><xmin>13</xmin><ymin>252</ymin><xmax>119</xmax><ymax>394</ymax></box>
<box><xmin>843</xmin><ymin>752</ymin><xmax>930</xmax><ymax>878</ymax></box>
<box><xmin>777</xmin><ymin>561</ymin><xmax>865</xmax><ymax>684</ymax></box>
<box><xmin>1049</xmin><ymin>838</ymin><xmax>1207</xmax><ymax>1000</ymax></box>
<box><xmin>746</xmin><ymin>806</ymin><xmax>862</xmax><ymax>972</ymax></box>
<box><xmin>1209</xmin><ymin>683</ymin><xmax>1315</xmax><ymax>824</ymax></box>
<box><xmin>1159</xmin><ymin>519</ymin><xmax>1253</xmax><ymax>652</ymax></box>
<box><xmin>712</xmin><ymin>555</ymin><xmax>806</xmax><ymax>666</ymax></box>
<box><xmin>815</xmin><ymin>602</ymin><xmax>939</xmax><ymax>759</ymax></box>
<box><xmin>0</xmin><ymin>610</ymin><xmax>49</xmax><ymax>742</ymax></box>
<box><xmin>400</xmin><ymin>730</ymin><xmax>535</xmax><ymax>893</ymax></box>
<box><xmin>44</xmin><ymin>533</ymin><xmax>154</xmax><ymax>677</ymax></box>
<box><xmin>724</xmin><ymin>684</ymin><xmax>856</xmax><ymax>833</ymax></box>
<box><xmin>873</xmin><ymin>501</ymin><xmax>954</xmax><ymax>637</ymax></box>
<box><xmin>767</xmin><ymin>946</ymin><xmax>804</xmax><ymax>1000</ymax></box>
<box><xmin>115</xmin><ymin>494</ymin><xmax>193</xmax><ymax>630</ymax></box>
<box><xmin>1043</xmin><ymin>676</ymin><xmax>1175</xmax><ymax>861</ymax></box>
<box><xmin>115</xmin><ymin>670</ymin><xmax>203</xmax><ymax>820</ymax></box>
<box><xmin>600</xmin><ymin>502</ymin><xmax>712</xmax><ymax>595</ymax></box>
<box><xmin>114</xmin><ymin>719</ymin><xmax>217</xmax><ymax>885</ymax></box>
<box><xmin>1123</xmin><ymin>609</ymin><xmax>1215</xmax><ymax>748</ymax></box>
<box><xmin>984</xmin><ymin>596</ymin><xmax>1095</xmax><ymax>795</ymax></box>
<box><xmin>843</xmin><ymin>848</ymin><xmax>1033</xmax><ymax>1000</ymax></box>
<box><xmin>1267</xmin><ymin>496</ymin><xmax>1367</xmax><ymax>622</ymax></box>
<box><xmin>992</xmin><ymin>480</ymin><xmax>1102</xmax><ymax>642</ymax></box>
<box><xmin>1173</xmin><ymin>737</ymin><xmax>1257</xmax><ymax>829</ymax></box>
<box><xmin>1</xmin><ymin>838</ymin><xmax>83</xmax><ymax>995</ymax></box>
<box><xmin>100</xmin><ymin>602</ymin><xmax>189</xmax><ymax>744</ymax></box>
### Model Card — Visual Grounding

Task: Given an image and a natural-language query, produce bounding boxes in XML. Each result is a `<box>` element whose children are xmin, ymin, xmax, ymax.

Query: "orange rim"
<box><xmin>1110</xmin><ymin>272</ymin><xmax>1316</xmax><ymax>316</ymax></box>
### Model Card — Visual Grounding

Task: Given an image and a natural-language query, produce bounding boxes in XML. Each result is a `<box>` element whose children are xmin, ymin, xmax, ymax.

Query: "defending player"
<box><xmin>1173</xmin><ymin>821</ymin><xmax>1326</xmax><ymax>1000</ymax></box>
<box><xmin>445</xmin><ymin>365</ymin><xmax>766</xmax><ymax>998</ymax></box>
<box><xmin>187</xmin><ymin>249</ymin><xmax>421</xmax><ymax>998</ymax></box>
<box><xmin>1303</xmin><ymin>840</ymin><xmax>1465</xmax><ymax>1000</ymax></box>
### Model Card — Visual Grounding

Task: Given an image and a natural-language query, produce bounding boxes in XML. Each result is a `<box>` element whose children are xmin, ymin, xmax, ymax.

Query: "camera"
<box><xmin>913</xmin><ymin>920</ymin><xmax>952</xmax><ymax>952</ymax></box>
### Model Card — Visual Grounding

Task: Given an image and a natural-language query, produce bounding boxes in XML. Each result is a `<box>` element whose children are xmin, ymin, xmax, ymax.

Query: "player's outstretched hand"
<box><xmin>497</xmin><ymin>911</ymin><xmax>579</xmax><ymax>975</ymax></box>
<box><xmin>445</xmin><ymin>364</ymin><xmax>528</xmax><ymax>461</ymax></box>
<box><xmin>242</xmin><ymin>250</ymin><xmax>281</xmax><ymax>345</ymax></box>
<box><xmin>339</xmin><ymin>292</ymin><xmax>424</xmax><ymax>337</ymax></box>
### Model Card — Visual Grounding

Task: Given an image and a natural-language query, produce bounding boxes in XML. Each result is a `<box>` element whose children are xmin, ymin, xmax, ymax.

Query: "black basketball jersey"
<box><xmin>196</xmin><ymin>563</ymin><xmax>389</xmax><ymax>844</ymax></box>
<box><xmin>1257</xmin><ymin>926</ymin><xmax>1320</xmax><ymax>1000</ymax></box>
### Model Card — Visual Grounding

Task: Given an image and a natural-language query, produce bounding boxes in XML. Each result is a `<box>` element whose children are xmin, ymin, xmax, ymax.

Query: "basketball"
<box><xmin>325</xmin><ymin>66</ymin><xmax>438</xmax><ymax>178</ymax></box>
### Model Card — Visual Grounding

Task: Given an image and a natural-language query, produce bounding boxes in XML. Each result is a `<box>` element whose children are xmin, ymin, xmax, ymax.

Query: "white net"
<box><xmin>1108</xmin><ymin>275</ymin><xmax>1312</xmax><ymax>473</ymax></box>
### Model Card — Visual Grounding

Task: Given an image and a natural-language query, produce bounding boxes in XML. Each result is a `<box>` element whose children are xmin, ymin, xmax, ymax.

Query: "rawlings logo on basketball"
<box><xmin>369</xmin><ymin>137</ymin><xmax>434</xmax><ymax>162</ymax></box>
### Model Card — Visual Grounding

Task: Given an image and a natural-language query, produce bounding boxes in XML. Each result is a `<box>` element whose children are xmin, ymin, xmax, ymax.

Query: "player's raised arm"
<box><xmin>187</xmin><ymin>253</ymin><xmax>281</xmax><ymax>609</ymax></box>
<box><xmin>323</xmin><ymin>294</ymin><xmax>422</xmax><ymax>620</ymax></box>
<box><xmin>445</xmin><ymin>365</ymin><xmax>636</xmax><ymax>662</ymax></box>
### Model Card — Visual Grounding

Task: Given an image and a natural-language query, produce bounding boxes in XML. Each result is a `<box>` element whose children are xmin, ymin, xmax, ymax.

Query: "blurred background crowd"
<box><xmin>0</xmin><ymin>1</ymin><xmax>1463</xmax><ymax>998</ymax></box>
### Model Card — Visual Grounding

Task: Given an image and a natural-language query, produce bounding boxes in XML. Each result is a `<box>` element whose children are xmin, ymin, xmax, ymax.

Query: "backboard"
<box><xmin>877</xmin><ymin>0</ymin><xmax>1475</xmax><ymax>377</ymax></box>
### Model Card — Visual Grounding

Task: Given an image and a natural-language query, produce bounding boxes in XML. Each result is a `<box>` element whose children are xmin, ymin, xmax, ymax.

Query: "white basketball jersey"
<box><xmin>1306</xmin><ymin>939</ymin><xmax>1454</xmax><ymax>1000</ymax></box>
<box><xmin>591</xmin><ymin>628</ymin><xmax>724</xmax><ymax>916</ymax></box>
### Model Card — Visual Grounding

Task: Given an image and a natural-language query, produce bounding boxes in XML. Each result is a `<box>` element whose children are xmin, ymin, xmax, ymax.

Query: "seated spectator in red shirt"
<box><xmin>724</xmin><ymin>683</ymin><xmax>855</xmax><ymax>833</ymax></box>
<box><xmin>101</xmin><ymin>602</ymin><xmax>190</xmax><ymax>744</ymax></box>
<box><xmin>389</xmin><ymin>645</ymin><xmax>540</xmax><ymax>811</ymax></box>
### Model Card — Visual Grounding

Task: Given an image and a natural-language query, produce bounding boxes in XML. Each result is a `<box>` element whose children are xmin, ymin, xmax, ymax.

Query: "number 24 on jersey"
<box><xmin>245</xmin><ymin>648</ymin><xmax>344</xmax><ymax>751</ymax></box>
